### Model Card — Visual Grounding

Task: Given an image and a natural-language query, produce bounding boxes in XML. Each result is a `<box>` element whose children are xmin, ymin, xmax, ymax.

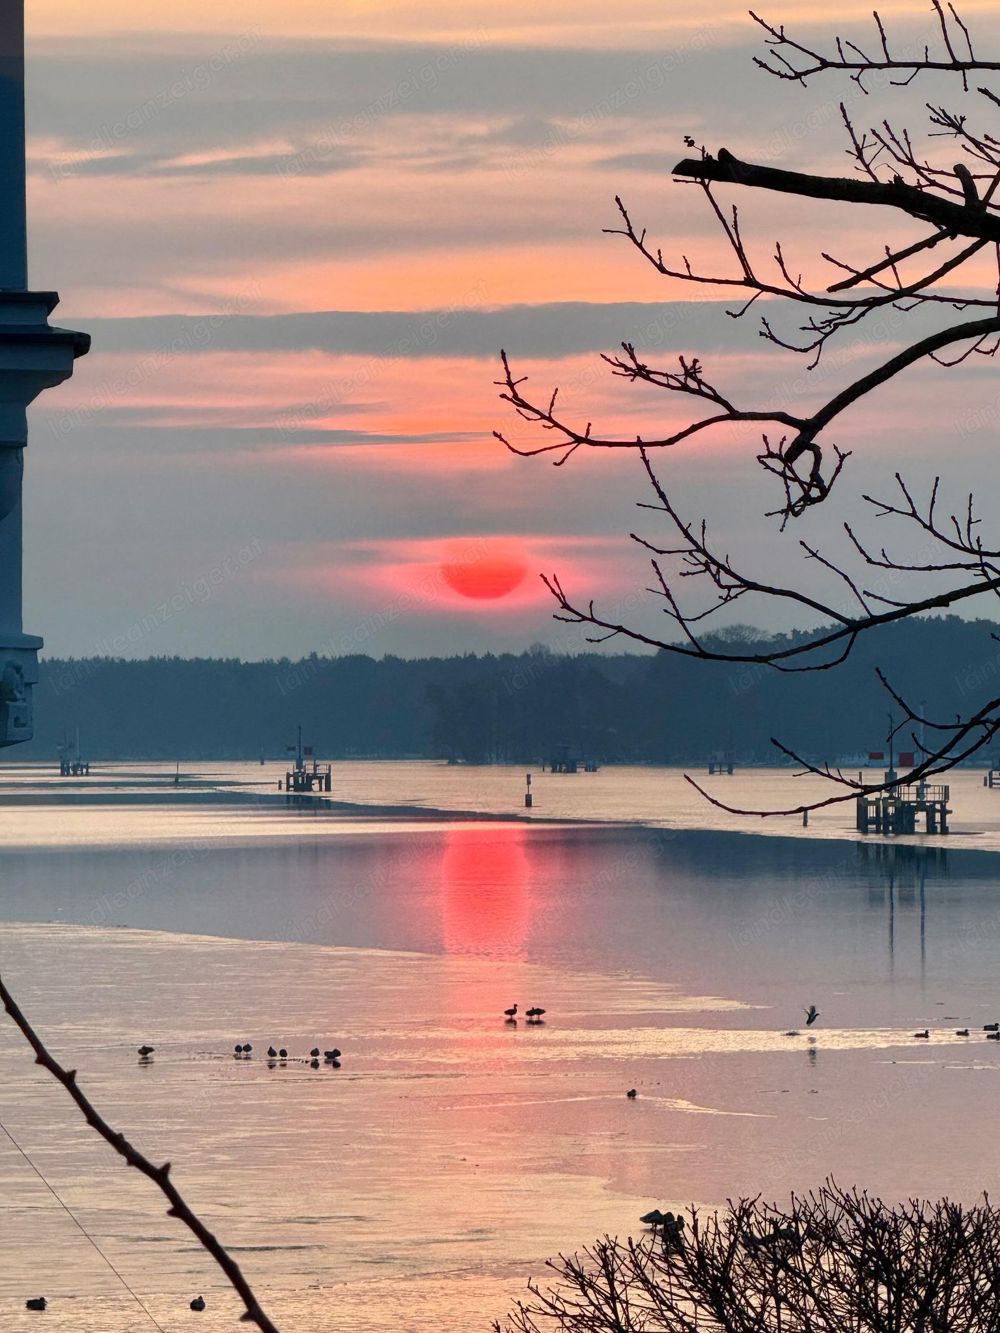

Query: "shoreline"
<box><xmin>2</xmin><ymin>760</ymin><xmax>1000</xmax><ymax>860</ymax></box>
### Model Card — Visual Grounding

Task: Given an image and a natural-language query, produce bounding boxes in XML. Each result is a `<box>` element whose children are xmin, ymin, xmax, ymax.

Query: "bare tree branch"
<box><xmin>750</xmin><ymin>5</ymin><xmax>1000</xmax><ymax>86</ymax></box>
<box><xmin>496</xmin><ymin>2</ymin><xmax>1000</xmax><ymax>803</ymax></box>
<box><xmin>671</xmin><ymin>148</ymin><xmax>1000</xmax><ymax>241</ymax></box>
<box><xmin>0</xmin><ymin>971</ymin><xmax>282</xmax><ymax>1333</ymax></box>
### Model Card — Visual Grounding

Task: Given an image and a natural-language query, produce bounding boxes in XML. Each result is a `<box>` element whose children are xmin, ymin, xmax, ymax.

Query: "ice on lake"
<box><xmin>1</xmin><ymin>762</ymin><xmax>1000</xmax><ymax>1329</ymax></box>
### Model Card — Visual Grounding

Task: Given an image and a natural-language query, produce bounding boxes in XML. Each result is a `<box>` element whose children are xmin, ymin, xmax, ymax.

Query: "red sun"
<box><xmin>440</xmin><ymin>545</ymin><xmax>527</xmax><ymax>600</ymax></box>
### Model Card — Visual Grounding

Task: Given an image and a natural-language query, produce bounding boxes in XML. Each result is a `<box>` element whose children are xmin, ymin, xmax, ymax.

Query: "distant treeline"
<box><xmin>21</xmin><ymin>615</ymin><xmax>1000</xmax><ymax>764</ymax></box>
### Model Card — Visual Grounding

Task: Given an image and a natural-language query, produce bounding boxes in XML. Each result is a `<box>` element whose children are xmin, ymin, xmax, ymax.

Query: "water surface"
<box><xmin>1</xmin><ymin>765</ymin><xmax>999</xmax><ymax>1330</ymax></box>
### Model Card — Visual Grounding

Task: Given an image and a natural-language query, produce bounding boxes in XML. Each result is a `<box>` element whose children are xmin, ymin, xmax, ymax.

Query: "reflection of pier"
<box><xmin>858</xmin><ymin>842</ymin><xmax>948</xmax><ymax>873</ymax></box>
<box><xmin>856</xmin><ymin>783</ymin><xmax>950</xmax><ymax>835</ymax></box>
<box><xmin>858</xmin><ymin>843</ymin><xmax>942</xmax><ymax>979</ymax></box>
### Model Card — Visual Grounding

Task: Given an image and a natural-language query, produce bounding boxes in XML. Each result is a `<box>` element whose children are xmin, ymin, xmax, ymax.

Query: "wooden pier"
<box><xmin>545</xmin><ymin>744</ymin><xmax>598</xmax><ymax>774</ymax></box>
<box><xmin>283</xmin><ymin>761</ymin><xmax>331</xmax><ymax>794</ymax></box>
<box><xmin>57</xmin><ymin>729</ymin><xmax>89</xmax><ymax>775</ymax></box>
<box><xmin>856</xmin><ymin>783</ymin><xmax>951</xmax><ymax>835</ymax></box>
<box><xmin>280</xmin><ymin>726</ymin><xmax>331</xmax><ymax>795</ymax></box>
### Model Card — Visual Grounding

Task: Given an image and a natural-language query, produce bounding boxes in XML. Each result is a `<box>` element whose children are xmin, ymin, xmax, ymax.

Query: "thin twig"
<box><xmin>0</xmin><ymin>971</ymin><xmax>282</xmax><ymax>1333</ymax></box>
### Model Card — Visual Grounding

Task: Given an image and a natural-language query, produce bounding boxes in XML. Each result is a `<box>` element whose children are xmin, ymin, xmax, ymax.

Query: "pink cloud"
<box><xmin>258</xmin><ymin>534</ymin><xmax>626</xmax><ymax>618</ymax></box>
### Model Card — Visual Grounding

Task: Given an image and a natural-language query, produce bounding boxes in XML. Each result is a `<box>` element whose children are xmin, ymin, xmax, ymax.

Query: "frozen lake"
<box><xmin>2</xmin><ymin>759</ymin><xmax>1000</xmax><ymax>849</ymax></box>
<box><xmin>1</xmin><ymin>762</ymin><xmax>999</xmax><ymax>1329</ymax></box>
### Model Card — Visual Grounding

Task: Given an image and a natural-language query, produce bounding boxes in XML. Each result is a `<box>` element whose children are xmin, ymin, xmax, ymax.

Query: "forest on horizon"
<box><xmin>18</xmin><ymin>615</ymin><xmax>1000</xmax><ymax>768</ymax></box>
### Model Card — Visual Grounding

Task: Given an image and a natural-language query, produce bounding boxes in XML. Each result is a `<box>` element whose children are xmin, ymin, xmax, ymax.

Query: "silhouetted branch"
<box><xmin>671</xmin><ymin>149</ymin><xmax>1000</xmax><ymax>240</ymax></box>
<box><xmin>497</xmin><ymin>3</ymin><xmax>1000</xmax><ymax>800</ymax></box>
<box><xmin>685</xmin><ymin>679</ymin><xmax>1000</xmax><ymax>818</ymax></box>
<box><xmin>750</xmin><ymin>4</ymin><xmax>996</xmax><ymax>86</ymax></box>
<box><xmin>543</xmin><ymin>458</ymin><xmax>1000</xmax><ymax>665</ymax></box>
<box><xmin>0</xmin><ymin>971</ymin><xmax>282</xmax><ymax>1333</ymax></box>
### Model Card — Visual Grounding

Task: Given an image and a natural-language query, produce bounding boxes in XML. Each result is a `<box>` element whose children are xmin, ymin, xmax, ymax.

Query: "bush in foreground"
<box><xmin>498</xmin><ymin>1181</ymin><xmax>1000</xmax><ymax>1333</ymax></box>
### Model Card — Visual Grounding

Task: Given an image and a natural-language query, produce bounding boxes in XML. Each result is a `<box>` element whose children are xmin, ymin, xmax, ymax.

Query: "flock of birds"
<box><xmin>503</xmin><ymin>1003</ymin><xmax>546</xmax><ymax>1023</ymax></box>
<box><xmin>632</xmin><ymin>1000</ymin><xmax>1000</xmax><ymax>1244</ymax></box>
<box><xmin>784</xmin><ymin>1006</ymin><xmax>1000</xmax><ymax>1041</ymax></box>
<box><xmin>136</xmin><ymin>1043</ymin><xmax>344</xmax><ymax>1068</ymax></box>
<box><xmin>124</xmin><ymin>996</ymin><xmax>1000</xmax><ymax>1319</ymax></box>
<box><xmin>59</xmin><ymin>994</ymin><xmax>1000</xmax><ymax>1319</ymax></box>
<box><xmin>25</xmin><ymin>1043</ymin><xmax>348</xmax><ymax>1315</ymax></box>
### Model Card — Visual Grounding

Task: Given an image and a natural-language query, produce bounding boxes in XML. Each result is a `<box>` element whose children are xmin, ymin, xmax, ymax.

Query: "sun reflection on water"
<box><xmin>440</xmin><ymin>825</ymin><xmax>531</xmax><ymax>961</ymax></box>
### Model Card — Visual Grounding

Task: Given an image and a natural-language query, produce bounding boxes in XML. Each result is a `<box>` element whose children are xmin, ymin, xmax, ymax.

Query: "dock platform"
<box><xmin>856</xmin><ymin>783</ymin><xmax>950</xmax><ymax>835</ymax></box>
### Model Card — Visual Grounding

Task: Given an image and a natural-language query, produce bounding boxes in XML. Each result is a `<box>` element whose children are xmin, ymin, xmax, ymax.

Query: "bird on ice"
<box><xmin>639</xmin><ymin>1210</ymin><xmax>685</xmax><ymax>1246</ymax></box>
<box><xmin>526</xmin><ymin>1007</ymin><xmax>546</xmax><ymax>1022</ymax></box>
<box><xmin>137</xmin><ymin>1045</ymin><xmax>154</xmax><ymax>1058</ymax></box>
<box><xmin>804</xmin><ymin>1005</ymin><xmax>819</xmax><ymax>1027</ymax></box>
<box><xmin>503</xmin><ymin>1004</ymin><xmax>518</xmax><ymax>1021</ymax></box>
<box><xmin>190</xmin><ymin>1295</ymin><xmax>206</xmax><ymax>1311</ymax></box>
<box><xmin>914</xmin><ymin>1029</ymin><xmax>930</xmax><ymax>1039</ymax></box>
<box><xmin>626</xmin><ymin>1088</ymin><xmax>638</xmax><ymax>1099</ymax></box>
<box><xmin>25</xmin><ymin>1297</ymin><xmax>46</xmax><ymax>1311</ymax></box>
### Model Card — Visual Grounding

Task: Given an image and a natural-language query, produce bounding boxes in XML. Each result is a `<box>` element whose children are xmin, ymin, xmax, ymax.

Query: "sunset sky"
<box><xmin>23</xmin><ymin>1</ymin><xmax>1000</xmax><ymax>658</ymax></box>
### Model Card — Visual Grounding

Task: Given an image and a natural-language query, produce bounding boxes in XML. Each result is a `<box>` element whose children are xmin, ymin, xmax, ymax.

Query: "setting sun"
<box><xmin>440</xmin><ymin>543</ymin><xmax>528</xmax><ymax>600</ymax></box>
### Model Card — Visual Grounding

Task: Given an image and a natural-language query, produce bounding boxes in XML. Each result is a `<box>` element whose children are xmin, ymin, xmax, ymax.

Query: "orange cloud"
<box><xmin>33</xmin><ymin>0</ymin><xmax>963</xmax><ymax>42</ymax></box>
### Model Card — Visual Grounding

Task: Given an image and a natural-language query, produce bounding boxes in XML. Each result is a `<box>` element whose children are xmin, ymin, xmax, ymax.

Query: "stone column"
<box><xmin>0</xmin><ymin>3</ymin><xmax>88</xmax><ymax>746</ymax></box>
